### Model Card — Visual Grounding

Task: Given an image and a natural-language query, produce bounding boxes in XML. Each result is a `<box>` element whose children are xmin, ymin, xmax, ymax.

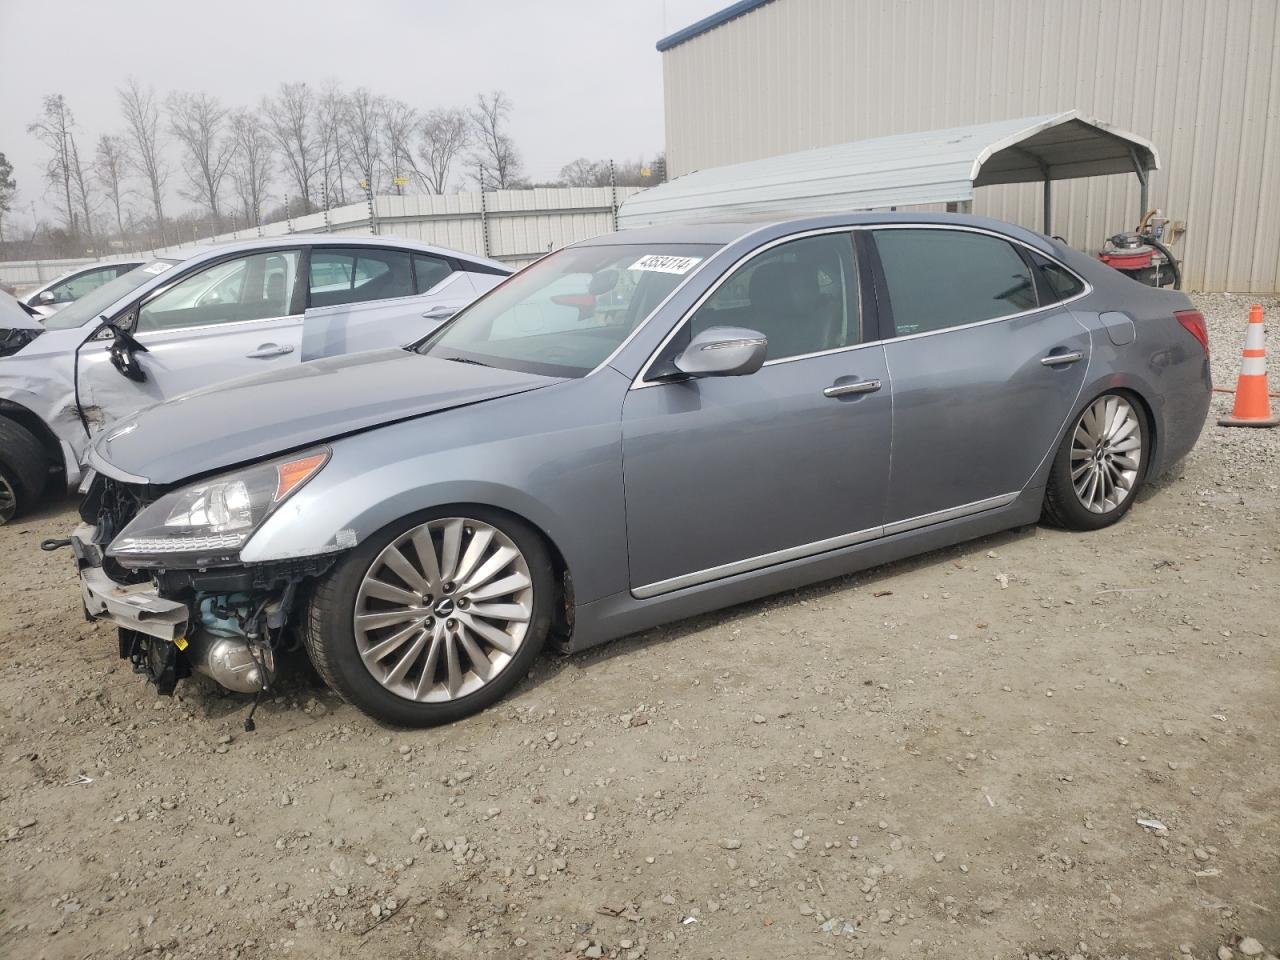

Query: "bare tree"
<box><xmin>67</xmin><ymin>134</ymin><xmax>96</xmax><ymax>246</ymax></box>
<box><xmin>343</xmin><ymin>87</ymin><xmax>384</xmax><ymax>194</ymax></box>
<box><xmin>262</xmin><ymin>82</ymin><xmax>317</xmax><ymax>212</ymax></box>
<box><xmin>0</xmin><ymin>153</ymin><xmax>16</xmax><ymax>243</ymax></box>
<box><xmin>316</xmin><ymin>80</ymin><xmax>349</xmax><ymax>208</ymax></box>
<box><xmin>119</xmin><ymin>78</ymin><xmax>169</xmax><ymax>243</ymax></box>
<box><xmin>468</xmin><ymin>91</ymin><xmax>522</xmax><ymax>188</ymax></box>
<box><xmin>228</xmin><ymin>108</ymin><xmax>273</xmax><ymax>227</ymax></box>
<box><xmin>380</xmin><ymin>98</ymin><xmax>417</xmax><ymax>195</ymax></box>
<box><xmin>27</xmin><ymin>94</ymin><xmax>82</xmax><ymax>240</ymax></box>
<box><xmin>93</xmin><ymin>135</ymin><xmax>129</xmax><ymax>238</ymax></box>
<box><xmin>416</xmin><ymin>107</ymin><xmax>470</xmax><ymax>194</ymax></box>
<box><xmin>559</xmin><ymin>157</ymin><xmax>610</xmax><ymax>187</ymax></box>
<box><xmin>168</xmin><ymin>91</ymin><xmax>236</xmax><ymax>228</ymax></box>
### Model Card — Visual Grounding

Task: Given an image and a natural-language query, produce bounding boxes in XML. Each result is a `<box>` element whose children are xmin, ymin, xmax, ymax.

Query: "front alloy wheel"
<box><xmin>1043</xmin><ymin>391</ymin><xmax>1148</xmax><ymax>530</ymax></box>
<box><xmin>304</xmin><ymin>508</ymin><xmax>554</xmax><ymax>726</ymax></box>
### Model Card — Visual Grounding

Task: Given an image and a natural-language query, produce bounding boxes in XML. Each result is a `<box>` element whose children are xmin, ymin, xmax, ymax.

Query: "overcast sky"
<box><xmin>0</xmin><ymin>0</ymin><xmax>727</xmax><ymax>223</ymax></box>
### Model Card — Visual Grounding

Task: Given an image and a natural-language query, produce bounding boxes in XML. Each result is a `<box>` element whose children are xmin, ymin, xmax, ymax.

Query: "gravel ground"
<box><xmin>1</xmin><ymin>293</ymin><xmax>1277</xmax><ymax>960</ymax></box>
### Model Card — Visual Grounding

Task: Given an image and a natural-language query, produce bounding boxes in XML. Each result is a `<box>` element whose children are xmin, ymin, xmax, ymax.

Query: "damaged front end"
<box><xmin>74</xmin><ymin>457</ymin><xmax>337</xmax><ymax>711</ymax></box>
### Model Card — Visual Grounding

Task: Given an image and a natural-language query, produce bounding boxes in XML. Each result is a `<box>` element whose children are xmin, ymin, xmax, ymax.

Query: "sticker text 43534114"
<box><xmin>628</xmin><ymin>255</ymin><xmax>702</xmax><ymax>275</ymax></box>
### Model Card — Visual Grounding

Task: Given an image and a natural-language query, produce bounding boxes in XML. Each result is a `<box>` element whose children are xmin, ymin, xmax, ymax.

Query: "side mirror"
<box><xmin>673</xmin><ymin>326</ymin><xmax>767</xmax><ymax>378</ymax></box>
<box><xmin>36</xmin><ymin>290</ymin><xmax>57</xmax><ymax>305</ymax></box>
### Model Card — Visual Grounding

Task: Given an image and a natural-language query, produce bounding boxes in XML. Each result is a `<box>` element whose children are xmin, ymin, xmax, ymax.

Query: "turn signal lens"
<box><xmin>275</xmin><ymin>452</ymin><xmax>329</xmax><ymax>502</ymax></box>
<box><xmin>1175</xmin><ymin>309</ymin><xmax>1209</xmax><ymax>354</ymax></box>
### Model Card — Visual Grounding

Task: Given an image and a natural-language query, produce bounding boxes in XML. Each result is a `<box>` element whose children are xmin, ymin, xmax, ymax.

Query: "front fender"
<box><xmin>239</xmin><ymin>371</ymin><xmax>631</xmax><ymax>604</ymax></box>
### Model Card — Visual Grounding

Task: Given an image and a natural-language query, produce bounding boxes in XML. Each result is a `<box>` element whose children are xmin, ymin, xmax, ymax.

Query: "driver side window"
<box><xmin>688</xmin><ymin>232</ymin><xmax>860</xmax><ymax>362</ymax></box>
<box><xmin>136</xmin><ymin>250</ymin><xmax>300</xmax><ymax>332</ymax></box>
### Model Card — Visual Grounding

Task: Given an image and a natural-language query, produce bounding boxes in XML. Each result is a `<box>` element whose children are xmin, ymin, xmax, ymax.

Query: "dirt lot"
<box><xmin>1</xmin><ymin>294</ymin><xmax>1277</xmax><ymax>960</ymax></box>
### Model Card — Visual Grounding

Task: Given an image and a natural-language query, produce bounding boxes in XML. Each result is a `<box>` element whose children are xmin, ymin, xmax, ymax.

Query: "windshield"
<box><xmin>43</xmin><ymin>260</ymin><xmax>180</xmax><ymax>330</ymax></box>
<box><xmin>417</xmin><ymin>243</ymin><xmax>720</xmax><ymax>377</ymax></box>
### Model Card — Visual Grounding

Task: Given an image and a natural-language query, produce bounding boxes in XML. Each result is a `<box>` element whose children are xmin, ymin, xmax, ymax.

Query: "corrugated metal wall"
<box><xmin>661</xmin><ymin>0</ymin><xmax>1280</xmax><ymax>292</ymax></box>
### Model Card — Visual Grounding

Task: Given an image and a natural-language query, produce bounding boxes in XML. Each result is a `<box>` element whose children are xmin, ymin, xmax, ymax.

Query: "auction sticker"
<box><xmin>628</xmin><ymin>254</ymin><xmax>702</xmax><ymax>275</ymax></box>
<box><xmin>143</xmin><ymin>261</ymin><xmax>173</xmax><ymax>275</ymax></box>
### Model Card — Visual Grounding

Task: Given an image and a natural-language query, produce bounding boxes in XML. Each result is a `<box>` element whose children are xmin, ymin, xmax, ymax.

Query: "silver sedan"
<box><xmin>72</xmin><ymin>213</ymin><xmax>1211</xmax><ymax>726</ymax></box>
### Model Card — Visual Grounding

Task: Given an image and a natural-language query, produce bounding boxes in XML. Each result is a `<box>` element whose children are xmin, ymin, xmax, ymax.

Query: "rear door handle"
<box><xmin>246</xmin><ymin>343</ymin><xmax>294</xmax><ymax>359</ymax></box>
<box><xmin>1040</xmin><ymin>351</ymin><xmax>1084</xmax><ymax>366</ymax></box>
<box><xmin>824</xmin><ymin>378</ymin><xmax>882</xmax><ymax>398</ymax></box>
<box><xmin>421</xmin><ymin>306</ymin><xmax>455</xmax><ymax>320</ymax></box>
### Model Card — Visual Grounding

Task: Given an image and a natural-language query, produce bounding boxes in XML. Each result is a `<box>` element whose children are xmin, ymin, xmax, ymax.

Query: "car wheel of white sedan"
<box><xmin>303</xmin><ymin>507</ymin><xmax>555</xmax><ymax>726</ymax></box>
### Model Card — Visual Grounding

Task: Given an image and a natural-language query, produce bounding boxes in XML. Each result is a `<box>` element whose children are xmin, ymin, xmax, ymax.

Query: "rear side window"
<box><xmin>413</xmin><ymin>253</ymin><xmax>453</xmax><ymax>292</ymax></box>
<box><xmin>872</xmin><ymin>229</ymin><xmax>1038</xmax><ymax>337</ymax></box>
<box><xmin>309</xmin><ymin>248</ymin><xmax>415</xmax><ymax>308</ymax></box>
<box><xmin>1029</xmin><ymin>252</ymin><xmax>1086</xmax><ymax>303</ymax></box>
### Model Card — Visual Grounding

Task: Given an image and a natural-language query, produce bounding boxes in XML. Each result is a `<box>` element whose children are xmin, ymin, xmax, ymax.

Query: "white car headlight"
<box><xmin>107</xmin><ymin>448</ymin><xmax>329</xmax><ymax>567</ymax></box>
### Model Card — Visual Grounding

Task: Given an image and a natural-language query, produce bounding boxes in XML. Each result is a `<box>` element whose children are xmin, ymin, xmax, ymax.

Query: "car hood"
<box><xmin>93</xmin><ymin>348</ymin><xmax>562</xmax><ymax>484</ymax></box>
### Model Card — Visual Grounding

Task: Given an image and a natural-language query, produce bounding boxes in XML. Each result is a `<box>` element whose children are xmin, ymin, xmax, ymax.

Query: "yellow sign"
<box><xmin>641</xmin><ymin>167</ymin><xmax>651</xmax><ymax>178</ymax></box>
<box><xmin>392</xmin><ymin>176</ymin><xmax>409</xmax><ymax>187</ymax></box>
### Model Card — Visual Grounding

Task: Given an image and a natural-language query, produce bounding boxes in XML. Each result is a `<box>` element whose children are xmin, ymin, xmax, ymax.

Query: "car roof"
<box><xmin>154</xmin><ymin>234</ymin><xmax>509</xmax><ymax>272</ymax></box>
<box><xmin>585</xmin><ymin>212</ymin><xmax>1058</xmax><ymax>256</ymax></box>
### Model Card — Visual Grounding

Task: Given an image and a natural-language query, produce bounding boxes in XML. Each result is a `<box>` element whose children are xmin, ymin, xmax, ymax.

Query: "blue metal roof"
<box><xmin>656</xmin><ymin>0</ymin><xmax>777</xmax><ymax>52</ymax></box>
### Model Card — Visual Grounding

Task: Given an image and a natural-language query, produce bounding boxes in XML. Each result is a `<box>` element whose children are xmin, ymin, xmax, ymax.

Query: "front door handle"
<box><xmin>246</xmin><ymin>343</ymin><xmax>294</xmax><ymax>359</ymax></box>
<box><xmin>824</xmin><ymin>378</ymin><xmax>882</xmax><ymax>398</ymax></box>
<box><xmin>421</xmin><ymin>305</ymin><xmax>455</xmax><ymax>320</ymax></box>
<box><xmin>1040</xmin><ymin>351</ymin><xmax>1084</xmax><ymax>366</ymax></box>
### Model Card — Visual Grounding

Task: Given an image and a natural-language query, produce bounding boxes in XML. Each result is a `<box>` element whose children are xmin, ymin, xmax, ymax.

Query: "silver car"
<box><xmin>0</xmin><ymin>236</ymin><xmax>509</xmax><ymax>522</ymax></box>
<box><xmin>23</xmin><ymin>260</ymin><xmax>146</xmax><ymax>318</ymax></box>
<box><xmin>70</xmin><ymin>213</ymin><xmax>1210</xmax><ymax>727</ymax></box>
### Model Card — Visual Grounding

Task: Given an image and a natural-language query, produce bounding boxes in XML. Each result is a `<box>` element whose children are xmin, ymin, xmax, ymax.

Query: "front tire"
<box><xmin>303</xmin><ymin>507</ymin><xmax>555</xmax><ymax>727</ymax></box>
<box><xmin>0</xmin><ymin>418</ymin><xmax>49</xmax><ymax>524</ymax></box>
<box><xmin>1042</xmin><ymin>391</ymin><xmax>1148</xmax><ymax>531</ymax></box>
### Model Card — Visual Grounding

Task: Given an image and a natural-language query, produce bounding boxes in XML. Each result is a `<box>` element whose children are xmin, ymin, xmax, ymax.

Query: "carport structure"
<box><xmin>619</xmin><ymin>110</ymin><xmax>1159</xmax><ymax>233</ymax></box>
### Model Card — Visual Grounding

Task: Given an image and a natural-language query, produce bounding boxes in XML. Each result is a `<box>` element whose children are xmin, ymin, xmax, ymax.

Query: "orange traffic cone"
<box><xmin>1219</xmin><ymin>304</ymin><xmax>1280</xmax><ymax>427</ymax></box>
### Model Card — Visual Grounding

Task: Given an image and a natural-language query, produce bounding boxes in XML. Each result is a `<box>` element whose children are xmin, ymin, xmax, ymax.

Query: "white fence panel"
<box><xmin>0</xmin><ymin>185</ymin><xmax>646</xmax><ymax>286</ymax></box>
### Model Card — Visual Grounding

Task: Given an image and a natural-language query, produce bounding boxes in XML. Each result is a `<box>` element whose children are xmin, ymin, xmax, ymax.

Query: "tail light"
<box><xmin>1175</xmin><ymin>309</ymin><xmax>1209</xmax><ymax>354</ymax></box>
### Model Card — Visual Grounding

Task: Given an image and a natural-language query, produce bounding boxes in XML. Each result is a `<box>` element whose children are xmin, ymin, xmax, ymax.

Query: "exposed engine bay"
<box><xmin>74</xmin><ymin>473</ymin><xmax>337</xmax><ymax>725</ymax></box>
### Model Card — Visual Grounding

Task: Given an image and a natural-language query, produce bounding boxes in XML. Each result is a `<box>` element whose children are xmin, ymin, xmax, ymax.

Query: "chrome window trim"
<box><xmin>135</xmin><ymin>313</ymin><xmax>303</xmax><ymax>338</ymax></box>
<box><xmin>632</xmin><ymin>491</ymin><xmax>1019</xmax><ymax>599</ymax></box>
<box><xmin>628</xmin><ymin>222</ymin><xmax>1092</xmax><ymax>388</ymax></box>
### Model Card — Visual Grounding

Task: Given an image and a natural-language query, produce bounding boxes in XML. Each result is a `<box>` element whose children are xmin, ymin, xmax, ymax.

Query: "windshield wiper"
<box><xmin>442</xmin><ymin>355</ymin><xmax>492</xmax><ymax>367</ymax></box>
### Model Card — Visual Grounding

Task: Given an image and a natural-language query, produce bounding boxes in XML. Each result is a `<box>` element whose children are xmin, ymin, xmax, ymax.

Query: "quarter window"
<box><xmin>309</xmin><ymin>248</ymin><xmax>417</xmax><ymax>307</ymax></box>
<box><xmin>136</xmin><ymin>251</ymin><xmax>300</xmax><ymax>331</ymax></box>
<box><xmin>413</xmin><ymin>253</ymin><xmax>453</xmax><ymax>292</ymax></box>
<box><xmin>1029</xmin><ymin>251</ymin><xmax>1086</xmax><ymax>303</ymax></box>
<box><xmin>872</xmin><ymin>229</ymin><xmax>1038</xmax><ymax>337</ymax></box>
<box><xmin>688</xmin><ymin>232</ymin><xmax>860</xmax><ymax>361</ymax></box>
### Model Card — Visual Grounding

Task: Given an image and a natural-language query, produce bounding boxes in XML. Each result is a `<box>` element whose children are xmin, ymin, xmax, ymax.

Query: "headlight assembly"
<box><xmin>107</xmin><ymin>448</ymin><xmax>329</xmax><ymax>567</ymax></box>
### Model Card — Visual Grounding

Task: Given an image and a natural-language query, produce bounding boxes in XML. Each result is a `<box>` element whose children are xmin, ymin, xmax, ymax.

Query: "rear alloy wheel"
<box><xmin>1043</xmin><ymin>392</ymin><xmax>1147</xmax><ymax>530</ymax></box>
<box><xmin>304</xmin><ymin>508</ymin><xmax>554</xmax><ymax>726</ymax></box>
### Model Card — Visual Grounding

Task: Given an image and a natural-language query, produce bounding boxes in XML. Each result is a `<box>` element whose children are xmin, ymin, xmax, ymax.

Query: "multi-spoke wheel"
<box><xmin>1043</xmin><ymin>391</ymin><xmax>1148</xmax><ymax>530</ymax></box>
<box><xmin>303</xmin><ymin>508</ymin><xmax>554</xmax><ymax>726</ymax></box>
<box><xmin>0</xmin><ymin>471</ymin><xmax>17</xmax><ymax>524</ymax></box>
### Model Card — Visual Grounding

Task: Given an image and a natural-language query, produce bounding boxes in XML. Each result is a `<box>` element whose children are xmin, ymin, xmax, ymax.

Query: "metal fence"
<box><xmin>0</xmin><ymin>185</ymin><xmax>644</xmax><ymax>291</ymax></box>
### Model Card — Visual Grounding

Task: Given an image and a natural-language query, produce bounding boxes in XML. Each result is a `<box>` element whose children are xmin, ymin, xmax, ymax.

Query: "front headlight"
<box><xmin>107</xmin><ymin>448</ymin><xmax>329</xmax><ymax>567</ymax></box>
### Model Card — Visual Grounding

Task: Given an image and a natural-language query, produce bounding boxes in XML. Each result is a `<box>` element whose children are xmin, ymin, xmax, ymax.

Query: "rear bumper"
<box><xmin>74</xmin><ymin>523</ymin><xmax>189</xmax><ymax>641</ymax></box>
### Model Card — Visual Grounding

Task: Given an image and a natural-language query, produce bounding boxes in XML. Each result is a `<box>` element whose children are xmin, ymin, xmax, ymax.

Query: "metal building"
<box><xmin>657</xmin><ymin>0</ymin><xmax>1280</xmax><ymax>293</ymax></box>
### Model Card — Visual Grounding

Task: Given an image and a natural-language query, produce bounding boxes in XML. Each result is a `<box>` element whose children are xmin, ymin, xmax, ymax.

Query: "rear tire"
<box><xmin>302</xmin><ymin>506</ymin><xmax>555</xmax><ymax>727</ymax></box>
<box><xmin>1042</xmin><ymin>391</ymin><xmax>1148</xmax><ymax>531</ymax></box>
<box><xmin>0</xmin><ymin>417</ymin><xmax>49</xmax><ymax>524</ymax></box>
